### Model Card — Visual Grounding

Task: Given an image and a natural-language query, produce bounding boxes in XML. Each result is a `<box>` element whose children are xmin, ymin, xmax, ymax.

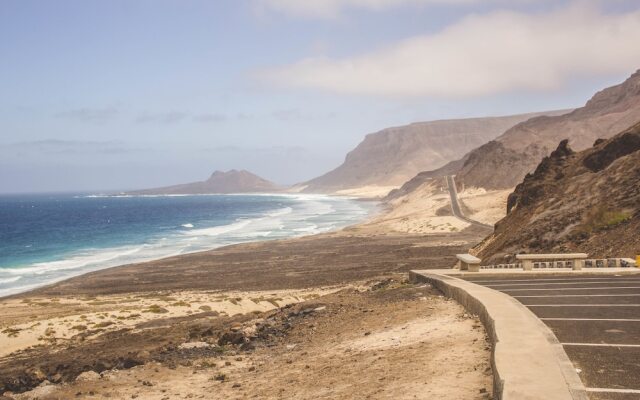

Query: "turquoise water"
<box><xmin>0</xmin><ymin>193</ymin><xmax>375</xmax><ymax>296</ymax></box>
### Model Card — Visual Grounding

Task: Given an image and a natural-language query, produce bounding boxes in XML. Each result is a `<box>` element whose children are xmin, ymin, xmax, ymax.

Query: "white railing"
<box><xmin>478</xmin><ymin>258</ymin><xmax>636</xmax><ymax>270</ymax></box>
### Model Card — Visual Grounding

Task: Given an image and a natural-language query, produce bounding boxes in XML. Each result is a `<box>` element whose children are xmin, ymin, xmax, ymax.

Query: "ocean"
<box><xmin>0</xmin><ymin>193</ymin><xmax>376</xmax><ymax>297</ymax></box>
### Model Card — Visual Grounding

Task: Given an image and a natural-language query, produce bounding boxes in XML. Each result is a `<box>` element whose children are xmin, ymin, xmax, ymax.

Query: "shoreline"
<box><xmin>0</xmin><ymin>193</ymin><xmax>380</xmax><ymax>299</ymax></box>
<box><xmin>7</xmin><ymin>226</ymin><xmax>486</xmax><ymax>299</ymax></box>
<box><xmin>1</xmin><ymin>179</ymin><xmax>505</xmax><ymax>300</ymax></box>
<box><xmin>0</xmin><ymin>188</ymin><xmax>493</xmax><ymax>398</ymax></box>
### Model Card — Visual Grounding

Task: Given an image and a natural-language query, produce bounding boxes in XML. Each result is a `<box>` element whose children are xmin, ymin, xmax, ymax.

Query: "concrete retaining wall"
<box><xmin>410</xmin><ymin>271</ymin><xmax>588</xmax><ymax>400</ymax></box>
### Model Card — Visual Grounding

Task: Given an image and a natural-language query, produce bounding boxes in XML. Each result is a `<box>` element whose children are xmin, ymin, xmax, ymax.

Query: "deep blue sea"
<box><xmin>0</xmin><ymin>193</ymin><xmax>375</xmax><ymax>297</ymax></box>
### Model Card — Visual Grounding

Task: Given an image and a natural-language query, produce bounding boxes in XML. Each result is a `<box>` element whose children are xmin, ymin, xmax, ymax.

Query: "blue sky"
<box><xmin>1</xmin><ymin>0</ymin><xmax>640</xmax><ymax>193</ymax></box>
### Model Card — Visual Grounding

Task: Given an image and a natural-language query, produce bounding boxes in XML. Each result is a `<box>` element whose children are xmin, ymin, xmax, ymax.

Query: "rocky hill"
<box><xmin>474</xmin><ymin>122</ymin><xmax>640</xmax><ymax>263</ymax></box>
<box><xmin>456</xmin><ymin>70</ymin><xmax>640</xmax><ymax>189</ymax></box>
<box><xmin>128</xmin><ymin>170</ymin><xmax>280</xmax><ymax>195</ymax></box>
<box><xmin>301</xmin><ymin>111</ymin><xmax>566</xmax><ymax>193</ymax></box>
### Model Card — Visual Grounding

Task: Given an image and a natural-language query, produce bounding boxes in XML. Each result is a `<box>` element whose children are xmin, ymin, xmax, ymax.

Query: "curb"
<box><xmin>410</xmin><ymin>270</ymin><xmax>588</xmax><ymax>400</ymax></box>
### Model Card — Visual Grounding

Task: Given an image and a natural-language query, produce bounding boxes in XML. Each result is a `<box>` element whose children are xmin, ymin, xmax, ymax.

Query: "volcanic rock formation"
<box><xmin>474</xmin><ymin>121</ymin><xmax>640</xmax><ymax>263</ymax></box>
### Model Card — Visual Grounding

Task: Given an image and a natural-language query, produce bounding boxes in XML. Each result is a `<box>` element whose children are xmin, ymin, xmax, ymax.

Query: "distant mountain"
<box><xmin>474</xmin><ymin>121</ymin><xmax>640</xmax><ymax>263</ymax></box>
<box><xmin>300</xmin><ymin>111</ymin><xmax>567</xmax><ymax>193</ymax></box>
<box><xmin>455</xmin><ymin>70</ymin><xmax>640</xmax><ymax>189</ymax></box>
<box><xmin>128</xmin><ymin>170</ymin><xmax>280</xmax><ymax>195</ymax></box>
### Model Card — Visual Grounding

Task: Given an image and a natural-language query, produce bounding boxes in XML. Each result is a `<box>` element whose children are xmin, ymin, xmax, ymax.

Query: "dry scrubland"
<box><xmin>1</xmin><ymin>277</ymin><xmax>492</xmax><ymax>400</ymax></box>
<box><xmin>0</xmin><ymin>175</ymin><xmax>501</xmax><ymax>399</ymax></box>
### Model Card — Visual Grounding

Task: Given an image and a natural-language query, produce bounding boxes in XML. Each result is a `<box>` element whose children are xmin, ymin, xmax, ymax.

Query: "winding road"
<box><xmin>445</xmin><ymin>175</ymin><xmax>493</xmax><ymax>230</ymax></box>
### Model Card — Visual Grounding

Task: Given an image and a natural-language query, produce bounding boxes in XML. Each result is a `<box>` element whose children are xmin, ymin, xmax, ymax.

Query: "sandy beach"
<box><xmin>0</xmin><ymin>197</ymin><xmax>494</xmax><ymax>399</ymax></box>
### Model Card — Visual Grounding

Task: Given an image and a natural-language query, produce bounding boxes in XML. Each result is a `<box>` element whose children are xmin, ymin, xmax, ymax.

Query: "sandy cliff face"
<box><xmin>456</xmin><ymin>70</ymin><xmax>640</xmax><ymax>189</ymax></box>
<box><xmin>301</xmin><ymin>112</ymin><xmax>564</xmax><ymax>193</ymax></box>
<box><xmin>128</xmin><ymin>170</ymin><xmax>280</xmax><ymax>195</ymax></box>
<box><xmin>474</xmin><ymin>122</ymin><xmax>640</xmax><ymax>263</ymax></box>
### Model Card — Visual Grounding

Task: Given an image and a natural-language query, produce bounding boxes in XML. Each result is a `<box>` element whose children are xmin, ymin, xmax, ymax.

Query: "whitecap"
<box><xmin>185</xmin><ymin>219</ymin><xmax>252</xmax><ymax>237</ymax></box>
<box><xmin>5</xmin><ymin>246</ymin><xmax>145</xmax><ymax>276</ymax></box>
<box><xmin>0</xmin><ymin>276</ymin><xmax>22</xmax><ymax>284</ymax></box>
<box><xmin>293</xmin><ymin>224</ymin><xmax>318</xmax><ymax>233</ymax></box>
<box><xmin>266</xmin><ymin>207</ymin><xmax>293</xmax><ymax>217</ymax></box>
<box><xmin>1</xmin><ymin>193</ymin><xmax>377</xmax><ymax>298</ymax></box>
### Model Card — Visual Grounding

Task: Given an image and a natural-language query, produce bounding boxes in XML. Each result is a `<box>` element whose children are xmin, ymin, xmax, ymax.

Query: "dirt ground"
<box><xmin>13</xmin><ymin>229</ymin><xmax>486</xmax><ymax>298</ymax></box>
<box><xmin>1</xmin><ymin>277</ymin><xmax>492</xmax><ymax>400</ymax></box>
<box><xmin>0</xmin><ymin>211</ymin><xmax>492</xmax><ymax>399</ymax></box>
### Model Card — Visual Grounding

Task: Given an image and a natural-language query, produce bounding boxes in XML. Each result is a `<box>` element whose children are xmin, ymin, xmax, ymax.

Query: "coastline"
<box><xmin>2</xmin><ymin>183</ymin><xmax>493</xmax><ymax>300</ymax></box>
<box><xmin>0</xmin><ymin>188</ymin><xmax>493</xmax><ymax>398</ymax></box>
<box><xmin>0</xmin><ymin>193</ymin><xmax>379</xmax><ymax>299</ymax></box>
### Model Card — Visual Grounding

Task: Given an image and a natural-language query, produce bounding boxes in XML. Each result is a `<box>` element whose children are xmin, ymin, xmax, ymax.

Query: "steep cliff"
<box><xmin>302</xmin><ymin>111</ymin><xmax>565</xmax><ymax>193</ymax></box>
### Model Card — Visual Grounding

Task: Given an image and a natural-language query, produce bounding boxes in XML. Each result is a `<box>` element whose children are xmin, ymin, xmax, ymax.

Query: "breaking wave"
<box><xmin>0</xmin><ymin>194</ymin><xmax>376</xmax><ymax>297</ymax></box>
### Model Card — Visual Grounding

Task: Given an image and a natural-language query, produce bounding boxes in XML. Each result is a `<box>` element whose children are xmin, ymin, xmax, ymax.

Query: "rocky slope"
<box><xmin>474</xmin><ymin>121</ymin><xmax>640</xmax><ymax>263</ymax></box>
<box><xmin>301</xmin><ymin>111</ymin><xmax>566</xmax><ymax>193</ymax></box>
<box><xmin>456</xmin><ymin>70</ymin><xmax>640</xmax><ymax>189</ymax></box>
<box><xmin>128</xmin><ymin>170</ymin><xmax>280</xmax><ymax>195</ymax></box>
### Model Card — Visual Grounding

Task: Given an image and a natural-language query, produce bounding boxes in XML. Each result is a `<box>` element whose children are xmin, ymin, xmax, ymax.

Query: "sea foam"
<box><xmin>0</xmin><ymin>194</ymin><xmax>376</xmax><ymax>297</ymax></box>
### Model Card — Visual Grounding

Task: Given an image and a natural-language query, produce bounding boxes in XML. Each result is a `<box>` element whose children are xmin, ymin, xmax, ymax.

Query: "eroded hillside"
<box><xmin>474</xmin><ymin>122</ymin><xmax>640</xmax><ymax>263</ymax></box>
<box><xmin>456</xmin><ymin>70</ymin><xmax>640</xmax><ymax>189</ymax></box>
<box><xmin>301</xmin><ymin>111</ymin><xmax>565</xmax><ymax>194</ymax></box>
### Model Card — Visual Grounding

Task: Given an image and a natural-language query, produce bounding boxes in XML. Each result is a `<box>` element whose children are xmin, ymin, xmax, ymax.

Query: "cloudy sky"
<box><xmin>1</xmin><ymin>0</ymin><xmax>640</xmax><ymax>193</ymax></box>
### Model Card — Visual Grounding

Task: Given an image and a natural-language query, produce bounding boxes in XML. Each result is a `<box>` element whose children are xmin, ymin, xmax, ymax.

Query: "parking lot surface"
<box><xmin>463</xmin><ymin>274</ymin><xmax>640</xmax><ymax>400</ymax></box>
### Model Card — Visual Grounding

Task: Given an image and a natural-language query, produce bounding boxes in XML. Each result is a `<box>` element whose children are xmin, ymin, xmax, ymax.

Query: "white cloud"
<box><xmin>255</xmin><ymin>0</ymin><xmax>521</xmax><ymax>19</ymax></box>
<box><xmin>257</xmin><ymin>4</ymin><xmax>640</xmax><ymax>98</ymax></box>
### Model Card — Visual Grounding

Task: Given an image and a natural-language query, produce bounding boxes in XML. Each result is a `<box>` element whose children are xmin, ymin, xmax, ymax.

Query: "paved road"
<box><xmin>463</xmin><ymin>274</ymin><xmax>640</xmax><ymax>399</ymax></box>
<box><xmin>445</xmin><ymin>175</ymin><xmax>493</xmax><ymax>229</ymax></box>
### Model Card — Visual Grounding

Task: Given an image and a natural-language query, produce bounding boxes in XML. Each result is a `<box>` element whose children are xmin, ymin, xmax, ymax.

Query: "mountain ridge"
<box><xmin>127</xmin><ymin>169</ymin><xmax>280</xmax><ymax>195</ymax></box>
<box><xmin>455</xmin><ymin>70</ymin><xmax>640</xmax><ymax>189</ymax></box>
<box><xmin>300</xmin><ymin>110</ymin><xmax>569</xmax><ymax>193</ymax></box>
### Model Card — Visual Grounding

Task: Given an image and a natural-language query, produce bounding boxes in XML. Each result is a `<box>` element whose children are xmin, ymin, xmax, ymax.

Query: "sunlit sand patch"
<box><xmin>457</xmin><ymin>188</ymin><xmax>512</xmax><ymax>225</ymax></box>
<box><xmin>0</xmin><ymin>286</ymin><xmax>344</xmax><ymax>358</ymax></box>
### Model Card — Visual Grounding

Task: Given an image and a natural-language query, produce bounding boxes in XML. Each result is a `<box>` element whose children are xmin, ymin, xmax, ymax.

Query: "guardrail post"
<box><xmin>573</xmin><ymin>259</ymin><xmax>583</xmax><ymax>270</ymax></box>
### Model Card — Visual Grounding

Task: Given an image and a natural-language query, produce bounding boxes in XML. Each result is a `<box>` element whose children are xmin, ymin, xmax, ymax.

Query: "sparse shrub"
<box><xmin>583</xmin><ymin>207</ymin><xmax>632</xmax><ymax>232</ymax></box>
<box><xmin>143</xmin><ymin>304</ymin><xmax>169</xmax><ymax>314</ymax></box>
<box><xmin>71</xmin><ymin>324</ymin><xmax>87</xmax><ymax>331</ymax></box>
<box><xmin>2</xmin><ymin>327</ymin><xmax>21</xmax><ymax>337</ymax></box>
<box><xmin>200</xmin><ymin>360</ymin><xmax>216</xmax><ymax>368</ymax></box>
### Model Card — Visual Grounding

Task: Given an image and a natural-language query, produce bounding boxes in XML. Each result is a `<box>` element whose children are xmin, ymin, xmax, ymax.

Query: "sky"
<box><xmin>1</xmin><ymin>0</ymin><xmax>640</xmax><ymax>193</ymax></box>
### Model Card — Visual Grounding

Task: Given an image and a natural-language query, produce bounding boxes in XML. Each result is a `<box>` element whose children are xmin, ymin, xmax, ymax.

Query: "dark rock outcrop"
<box><xmin>505</xmin><ymin>140</ymin><xmax>574</xmax><ymax>214</ymax></box>
<box><xmin>475</xmin><ymin>121</ymin><xmax>640</xmax><ymax>263</ymax></box>
<box><xmin>583</xmin><ymin>130</ymin><xmax>640</xmax><ymax>172</ymax></box>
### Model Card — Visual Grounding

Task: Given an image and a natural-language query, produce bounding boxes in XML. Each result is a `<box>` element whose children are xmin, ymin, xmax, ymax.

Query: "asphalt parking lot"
<box><xmin>463</xmin><ymin>273</ymin><xmax>640</xmax><ymax>400</ymax></box>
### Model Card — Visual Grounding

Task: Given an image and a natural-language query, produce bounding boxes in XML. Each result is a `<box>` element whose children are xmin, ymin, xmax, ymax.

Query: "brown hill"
<box><xmin>128</xmin><ymin>170</ymin><xmax>280</xmax><ymax>195</ymax></box>
<box><xmin>301</xmin><ymin>111</ymin><xmax>566</xmax><ymax>193</ymax></box>
<box><xmin>474</xmin><ymin>122</ymin><xmax>640</xmax><ymax>263</ymax></box>
<box><xmin>456</xmin><ymin>70</ymin><xmax>640</xmax><ymax>189</ymax></box>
